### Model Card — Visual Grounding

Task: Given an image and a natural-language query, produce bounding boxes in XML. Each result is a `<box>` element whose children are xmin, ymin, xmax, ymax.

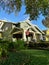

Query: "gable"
<box><xmin>34</xmin><ymin>26</ymin><xmax>45</xmax><ymax>34</ymax></box>
<box><xmin>20</xmin><ymin>22</ymin><xmax>31</xmax><ymax>30</ymax></box>
<box><xmin>2</xmin><ymin>22</ymin><xmax>12</xmax><ymax>31</ymax></box>
<box><xmin>35</xmin><ymin>26</ymin><xmax>42</xmax><ymax>33</ymax></box>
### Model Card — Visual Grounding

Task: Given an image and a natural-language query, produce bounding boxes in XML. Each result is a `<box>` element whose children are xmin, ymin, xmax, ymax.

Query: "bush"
<box><xmin>0</xmin><ymin>39</ymin><xmax>9</xmax><ymax>44</ymax></box>
<box><xmin>0</xmin><ymin>46</ymin><xmax>2</xmax><ymax>57</ymax></box>
<box><xmin>1</xmin><ymin>49</ymin><xmax>7</xmax><ymax>58</ymax></box>
<box><xmin>28</xmin><ymin>41</ymin><xmax>49</xmax><ymax>49</ymax></box>
<box><xmin>15</xmin><ymin>39</ymin><xmax>26</xmax><ymax>50</ymax></box>
<box><xmin>0</xmin><ymin>39</ymin><xmax>26</xmax><ymax>54</ymax></box>
<box><xmin>8</xmin><ymin>42</ymin><xmax>15</xmax><ymax>51</ymax></box>
<box><xmin>0</xmin><ymin>40</ymin><xmax>8</xmax><ymax>57</ymax></box>
<box><xmin>28</xmin><ymin>42</ymin><xmax>38</xmax><ymax>49</ymax></box>
<box><xmin>7</xmin><ymin>39</ymin><xmax>26</xmax><ymax>51</ymax></box>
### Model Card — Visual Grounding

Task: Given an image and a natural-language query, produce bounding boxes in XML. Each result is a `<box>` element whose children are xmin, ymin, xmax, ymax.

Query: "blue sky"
<box><xmin>0</xmin><ymin>5</ymin><xmax>47</xmax><ymax>30</ymax></box>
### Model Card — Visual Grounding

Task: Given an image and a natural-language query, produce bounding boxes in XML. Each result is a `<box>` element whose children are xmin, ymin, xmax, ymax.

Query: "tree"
<box><xmin>0</xmin><ymin>0</ymin><xmax>49</xmax><ymax>27</ymax></box>
<box><xmin>25</xmin><ymin>0</ymin><xmax>49</xmax><ymax>20</ymax></box>
<box><xmin>0</xmin><ymin>0</ymin><xmax>22</xmax><ymax>13</ymax></box>
<box><xmin>42</xmin><ymin>15</ymin><xmax>49</xmax><ymax>28</ymax></box>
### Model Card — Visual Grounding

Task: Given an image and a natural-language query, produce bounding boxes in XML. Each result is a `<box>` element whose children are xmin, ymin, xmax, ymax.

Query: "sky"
<box><xmin>0</xmin><ymin>5</ymin><xmax>47</xmax><ymax>30</ymax></box>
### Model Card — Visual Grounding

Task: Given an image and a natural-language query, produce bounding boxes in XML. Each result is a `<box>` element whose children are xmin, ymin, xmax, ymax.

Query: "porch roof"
<box><xmin>11</xmin><ymin>27</ymin><xmax>23</xmax><ymax>34</ymax></box>
<box><xmin>13</xmin><ymin>31</ymin><xmax>23</xmax><ymax>34</ymax></box>
<box><xmin>25</xmin><ymin>20</ymin><xmax>45</xmax><ymax>34</ymax></box>
<box><xmin>25</xmin><ymin>26</ymin><xmax>41</xmax><ymax>34</ymax></box>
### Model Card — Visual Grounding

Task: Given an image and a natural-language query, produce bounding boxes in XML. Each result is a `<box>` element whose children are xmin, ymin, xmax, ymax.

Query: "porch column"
<box><xmin>23</xmin><ymin>30</ymin><xmax>26</xmax><ymax>41</ymax></box>
<box><xmin>40</xmin><ymin>34</ymin><xmax>43</xmax><ymax>40</ymax></box>
<box><xmin>33</xmin><ymin>33</ymin><xmax>37</xmax><ymax>41</ymax></box>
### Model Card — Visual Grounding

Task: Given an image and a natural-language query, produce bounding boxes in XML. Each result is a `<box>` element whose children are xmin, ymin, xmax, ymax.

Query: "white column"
<box><xmin>40</xmin><ymin>34</ymin><xmax>43</xmax><ymax>40</ymax></box>
<box><xmin>33</xmin><ymin>33</ymin><xmax>37</xmax><ymax>41</ymax></box>
<box><xmin>23</xmin><ymin>30</ymin><xmax>26</xmax><ymax>41</ymax></box>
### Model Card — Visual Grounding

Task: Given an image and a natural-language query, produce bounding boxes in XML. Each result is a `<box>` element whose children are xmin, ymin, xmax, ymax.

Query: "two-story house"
<box><xmin>0</xmin><ymin>19</ymin><xmax>45</xmax><ymax>42</ymax></box>
<box><xmin>11</xmin><ymin>20</ymin><xmax>45</xmax><ymax>42</ymax></box>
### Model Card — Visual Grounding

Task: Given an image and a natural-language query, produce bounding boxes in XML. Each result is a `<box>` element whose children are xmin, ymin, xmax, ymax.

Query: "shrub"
<box><xmin>7</xmin><ymin>39</ymin><xmax>26</xmax><ymax>51</ymax></box>
<box><xmin>28</xmin><ymin>41</ymin><xmax>49</xmax><ymax>49</ymax></box>
<box><xmin>0</xmin><ymin>39</ymin><xmax>26</xmax><ymax>53</ymax></box>
<box><xmin>0</xmin><ymin>40</ymin><xmax>8</xmax><ymax>57</ymax></box>
<box><xmin>28</xmin><ymin>42</ymin><xmax>38</xmax><ymax>49</ymax></box>
<box><xmin>0</xmin><ymin>39</ymin><xmax>9</xmax><ymax>44</ymax></box>
<box><xmin>15</xmin><ymin>39</ymin><xmax>26</xmax><ymax>50</ymax></box>
<box><xmin>1</xmin><ymin>49</ymin><xmax>7</xmax><ymax>58</ymax></box>
<box><xmin>8</xmin><ymin>42</ymin><xmax>15</xmax><ymax>51</ymax></box>
<box><xmin>0</xmin><ymin>46</ymin><xmax>2</xmax><ymax>57</ymax></box>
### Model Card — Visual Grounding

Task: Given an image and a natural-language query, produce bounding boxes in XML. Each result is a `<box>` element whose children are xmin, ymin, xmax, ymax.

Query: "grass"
<box><xmin>0</xmin><ymin>49</ymin><xmax>49</xmax><ymax>65</ymax></box>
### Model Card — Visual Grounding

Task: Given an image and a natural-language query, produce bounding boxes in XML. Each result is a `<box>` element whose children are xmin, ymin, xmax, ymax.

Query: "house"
<box><xmin>11</xmin><ymin>20</ymin><xmax>45</xmax><ymax>42</ymax></box>
<box><xmin>0</xmin><ymin>30</ymin><xmax>3</xmax><ymax>39</ymax></box>
<box><xmin>0</xmin><ymin>19</ymin><xmax>45</xmax><ymax>42</ymax></box>
<box><xmin>0</xmin><ymin>20</ymin><xmax>4</xmax><ymax>39</ymax></box>
<box><xmin>0</xmin><ymin>20</ymin><xmax>17</xmax><ymax>40</ymax></box>
<box><xmin>43</xmin><ymin>29</ymin><xmax>49</xmax><ymax>41</ymax></box>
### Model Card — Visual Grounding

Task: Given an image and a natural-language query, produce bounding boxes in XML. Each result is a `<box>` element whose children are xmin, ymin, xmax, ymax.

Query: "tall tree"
<box><xmin>0</xmin><ymin>0</ymin><xmax>49</xmax><ymax>27</ymax></box>
<box><xmin>25</xmin><ymin>0</ymin><xmax>49</xmax><ymax>20</ymax></box>
<box><xmin>0</xmin><ymin>0</ymin><xmax>22</xmax><ymax>13</ymax></box>
<box><xmin>42</xmin><ymin>15</ymin><xmax>49</xmax><ymax>28</ymax></box>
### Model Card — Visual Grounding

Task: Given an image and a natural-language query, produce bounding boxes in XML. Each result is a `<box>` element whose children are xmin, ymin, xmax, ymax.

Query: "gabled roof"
<box><xmin>34</xmin><ymin>25</ymin><xmax>45</xmax><ymax>34</ymax></box>
<box><xmin>10</xmin><ymin>27</ymin><xmax>23</xmax><ymax>34</ymax></box>
<box><xmin>25</xmin><ymin>20</ymin><xmax>44</xmax><ymax>34</ymax></box>
<box><xmin>25</xmin><ymin>20</ymin><xmax>45</xmax><ymax>34</ymax></box>
<box><xmin>0</xmin><ymin>19</ymin><xmax>45</xmax><ymax>35</ymax></box>
<box><xmin>0</xmin><ymin>20</ymin><xmax>16</xmax><ymax>29</ymax></box>
<box><xmin>16</xmin><ymin>19</ymin><xmax>44</xmax><ymax>34</ymax></box>
<box><xmin>0</xmin><ymin>20</ymin><xmax>16</xmax><ymax>24</ymax></box>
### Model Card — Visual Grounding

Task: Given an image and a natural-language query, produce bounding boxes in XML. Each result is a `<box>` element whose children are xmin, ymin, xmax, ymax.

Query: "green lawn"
<box><xmin>0</xmin><ymin>49</ymin><xmax>49</xmax><ymax>65</ymax></box>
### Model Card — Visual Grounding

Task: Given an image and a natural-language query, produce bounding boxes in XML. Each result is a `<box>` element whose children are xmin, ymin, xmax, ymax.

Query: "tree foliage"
<box><xmin>0</xmin><ymin>0</ymin><xmax>49</xmax><ymax>20</ymax></box>
<box><xmin>25</xmin><ymin>0</ymin><xmax>49</xmax><ymax>20</ymax></box>
<box><xmin>0</xmin><ymin>0</ymin><xmax>22</xmax><ymax>13</ymax></box>
<box><xmin>42</xmin><ymin>15</ymin><xmax>49</xmax><ymax>28</ymax></box>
